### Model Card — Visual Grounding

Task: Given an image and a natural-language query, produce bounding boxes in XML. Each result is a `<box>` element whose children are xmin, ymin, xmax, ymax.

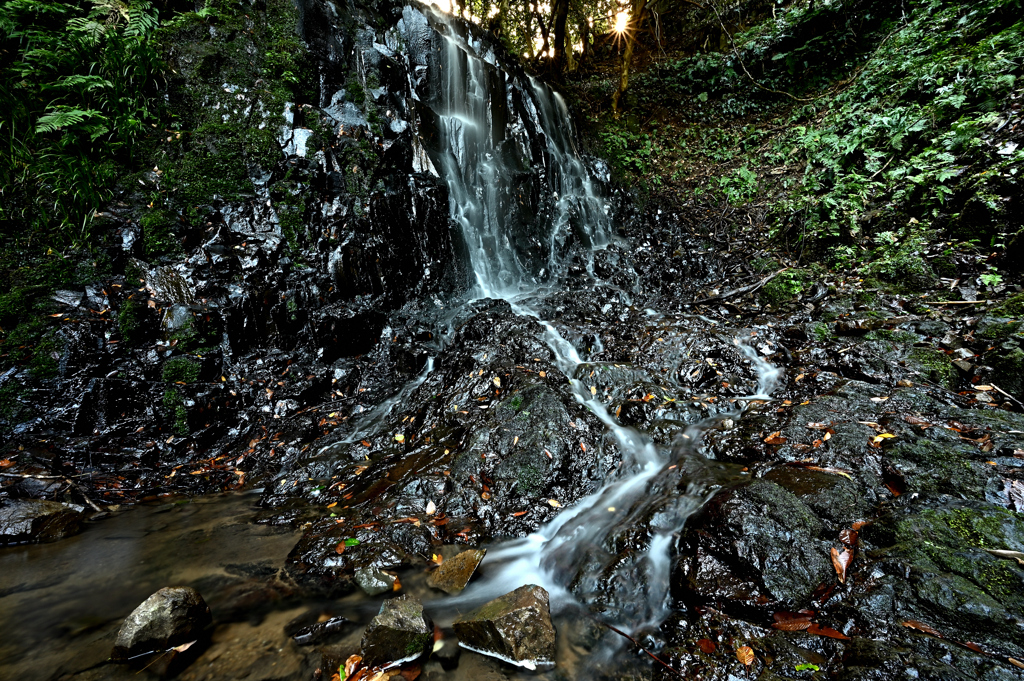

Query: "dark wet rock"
<box><xmin>112</xmin><ymin>586</ymin><xmax>212</xmax><ymax>660</ymax></box>
<box><xmin>290</xmin><ymin>616</ymin><xmax>350</xmax><ymax>646</ymax></box>
<box><xmin>426</xmin><ymin>548</ymin><xmax>485</xmax><ymax>594</ymax></box>
<box><xmin>763</xmin><ymin>466</ymin><xmax>870</xmax><ymax>530</ymax></box>
<box><xmin>676</xmin><ymin>478</ymin><xmax>834</xmax><ymax>612</ymax></box>
<box><xmin>355</xmin><ymin>566</ymin><xmax>398</xmax><ymax>596</ymax></box>
<box><xmin>0</xmin><ymin>499</ymin><xmax>85</xmax><ymax>544</ymax></box>
<box><xmin>360</xmin><ymin>594</ymin><xmax>433</xmax><ymax>668</ymax></box>
<box><xmin>452</xmin><ymin>584</ymin><xmax>556</xmax><ymax>670</ymax></box>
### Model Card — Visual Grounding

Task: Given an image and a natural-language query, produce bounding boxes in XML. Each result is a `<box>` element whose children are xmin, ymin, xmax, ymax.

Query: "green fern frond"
<box><xmin>35</xmin><ymin>107</ymin><xmax>105</xmax><ymax>134</ymax></box>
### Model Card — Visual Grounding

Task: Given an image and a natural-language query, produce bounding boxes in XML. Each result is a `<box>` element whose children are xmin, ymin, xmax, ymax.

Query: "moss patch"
<box><xmin>162</xmin><ymin>357</ymin><xmax>200</xmax><ymax>384</ymax></box>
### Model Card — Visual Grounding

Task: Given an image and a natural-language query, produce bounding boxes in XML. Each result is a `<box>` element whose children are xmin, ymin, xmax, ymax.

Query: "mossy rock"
<box><xmin>990</xmin><ymin>293</ymin><xmax>1024</xmax><ymax>318</ymax></box>
<box><xmin>906</xmin><ymin>347</ymin><xmax>956</xmax><ymax>390</ymax></box>
<box><xmin>886</xmin><ymin>439</ymin><xmax>993</xmax><ymax>498</ymax></box>
<box><xmin>162</xmin><ymin>357</ymin><xmax>201</xmax><ymax>383</ymax></box>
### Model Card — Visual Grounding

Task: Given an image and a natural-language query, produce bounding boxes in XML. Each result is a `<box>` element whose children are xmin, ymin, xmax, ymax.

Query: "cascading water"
<box><xmin>386</xmin><ymin>2</ymin><xmax>783</xmax><ymax>667</ymax></box>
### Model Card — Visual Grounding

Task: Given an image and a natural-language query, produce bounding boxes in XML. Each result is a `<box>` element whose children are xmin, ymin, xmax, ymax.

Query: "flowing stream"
<box><xmin>414</xmin><ymin>5</ymin><xmax>783</xmax><ymax>657</ymax></box>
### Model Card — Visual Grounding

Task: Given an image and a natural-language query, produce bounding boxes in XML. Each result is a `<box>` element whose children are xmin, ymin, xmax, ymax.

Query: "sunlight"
<box><xmin>424</xmin><ymin>0</ymin><xmax>452</xmax><ymax>13</ymax></box>
<box><xmin>614</xmin><ymin>11</ymin><xmax>628</xmax><ymax>34</ymax></box>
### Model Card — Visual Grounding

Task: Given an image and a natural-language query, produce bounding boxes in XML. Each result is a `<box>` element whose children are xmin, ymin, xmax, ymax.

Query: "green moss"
<box><xmin>979</xmin><ymin>319</ymin><xmax>1021</xmax><ymax>341</ymax></box>
<box><xmin>508</xmin><ymin>394</ymin><xmax>523</xmax><ymax>411</ymax></box>
<box><xmin>29</xmin><ymin>331</ymin><xmax>63</xmax><ymax>378</ymax></box>
<box><xmin>141</xmin><ymin>210</ymin><xmax>178</xmax><ymax>257</ymax></box>
<box><xmin>811</xmin><ymin>323</ymin><xmax>832</xmax><ymax>342</ymax></box>
<box><xmin>990</xmin><ymin>292</ymin><xmax>1024</xmax><ymax>318</ymax></box>
<box><xmin>760</xmin><ymin>270</ymin><xmax>809</xmax><ymax>306</ymax></box>
<box><xmin>162</xmin><ymin>387</ymin><xmax>189</xmax><ymax>435</ymax></box>
<box><xmin>907</xmin><ymin>347</ymin><xmax>957</xmax><ymax>390</ymax></box>
<box><xmin>118</xmin><ymin>298</ymin><xmax>145</xmax><ymax>345</ymax></box>
<box><xmin>346</xmin><ymin>79</ymin><xmax>366</xmax><ymax>105</ymax></box>
<box><xmin>516</xmin><ymin>463</ymin><xmax>543</xmax><ymax>495</ymax></box>
<box><xmin>0</xmin><ymin>383</ymin><xmax>31</xmax><ymax>428</ymax></box>
<box><xmin>162</xmin><ymin>357</ymin><xmax>201</xmax><ymax>383</ymax></box>
<box><xmin>863</xmin><ymin>329</ymin><xmax>918</xmax><ymax>344</ymax></box>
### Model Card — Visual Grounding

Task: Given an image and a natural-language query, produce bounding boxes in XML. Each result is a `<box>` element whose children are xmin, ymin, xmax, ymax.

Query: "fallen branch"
<box><xmin>990</xmin><ymin>384</ymin><xmax>1024</xmax><ymax>411</ymax></box>
<box><xmin>601</xmin><ymin>622</ymin><xmax>686</xmax><ymax>679</ymax></box>
<box><xmin>679</xmin><ymin>268</ymin><xmax>789</xmax><ymax>307</ymax></box>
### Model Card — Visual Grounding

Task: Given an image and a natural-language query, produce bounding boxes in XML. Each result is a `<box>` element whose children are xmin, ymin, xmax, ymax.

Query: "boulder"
<box><xmin>452</xmin><ymin>584</ymin><xmax>556</xmax><ymax>670</ymax></box>
<box><xmin>0</xmin><ymin>499</ymin><xmax>85</xmax><ymax>544</ymax></box>
<box><xmin>112</xmin><ymin>586</ymin><xmax>212</xmax><ymax>660</ymax></box>
<box><xmin>360</xmin><ymin>595</ymin><xmax>433</xmax><ymax>668</ymax></box>
<box><xmin>355</xmin><ymin>566</ymin><xmax>398</xmax><ymax>596</ymax></box>
<box><xmin>426</xmin><ymin>548</ymin><xmax>485</xmax><ymax>594</ymax></box>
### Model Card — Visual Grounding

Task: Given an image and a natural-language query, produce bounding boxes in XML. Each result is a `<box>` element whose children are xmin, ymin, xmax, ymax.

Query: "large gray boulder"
<box><xmin>0</xmin><ymin>499</ymin><xmax>84</xmax><ymax>544</ymax></box>
<box><xmin>452</xmin><ymin>584</ymin><xmax>556</xmax><ymax>670</ymax></box>
<box><xmin>112</xmin><ymin>586</ymin><xmax>212</xmax><ymax>660</ymax></box>
<box><xmin>360</xmin><ymin>594</ymin><xmax>433</xmax><ymax>668</ymax></box>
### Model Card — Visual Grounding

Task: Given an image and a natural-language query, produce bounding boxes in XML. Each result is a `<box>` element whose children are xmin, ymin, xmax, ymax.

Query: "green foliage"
<box><xmin>760</xmin><ymin>270</ymin><xmax>808</xmax><ymax>305</ymax></box>
<box><xmin>117</xmin><ymin>297</ymin><xmax>144</xmax><ymax>344</ymax></box>
<box><xmin>1</xmin><ymin>0</ymin><xmax>162</xmax><ymax>247</ymax></box>
<box><xmin>598</xmin><ymin>125</ymin><xmax>655</xmax><ymax>176</ymax></box>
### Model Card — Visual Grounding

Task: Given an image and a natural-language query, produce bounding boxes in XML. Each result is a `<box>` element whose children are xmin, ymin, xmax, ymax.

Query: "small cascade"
<box><xmin>399</xmin><ymin>1</ymin><xmax>783</xmax><ymax>646</ymax></box>
<box><xmin>418</xmin><ymin>8</ymin><xmax>611</xmax><ymax>299</ymax></box>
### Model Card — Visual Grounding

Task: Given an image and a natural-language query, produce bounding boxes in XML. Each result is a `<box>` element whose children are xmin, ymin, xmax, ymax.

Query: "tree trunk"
<box><xmin>611</xmin><ymin>0</ymin><xmax>647</xmax><ymax>115</ymax></box>
<box><xmin>551</xmin><ymin>0</ymin><xmax>569</xmax><ymax>74</ymax></box>
<box><xmin>578</xmin><ymin>18</ymin><xmax>591</xmax><ymax>63</ymax></box>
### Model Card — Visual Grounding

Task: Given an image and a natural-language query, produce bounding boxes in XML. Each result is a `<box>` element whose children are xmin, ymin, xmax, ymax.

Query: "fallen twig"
<box><xmin>679</xmin><ymin>268</ymin><xmax>789</xmax><ymax>307</ymax></box>
<box><xmin>601</xmin><ymin>622</ymin><xmax>686</xmax><ymax>679</ymax></box>
<box><xmin>989</xmin><ymin>384</ymin><xmax>1024</xmax><ymax>411</ymax></box>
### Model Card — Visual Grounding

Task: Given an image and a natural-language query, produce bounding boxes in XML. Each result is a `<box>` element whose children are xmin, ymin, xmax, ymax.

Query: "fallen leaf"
<box><xmin>548</xmin><ymin>499</ymin><xmax>562</xmax><ymax>508</ymax></box>
<box><xmin>171</xmin><ymin>640</ymin><xmax>197</xmax><ymax>653</ymax></box>
<box><xmin>493</xmin><ymin>377</ymin><xmax>501</xmax><ymax>388</ymax></box>
<box><xmin>975</xmin><ymin>385</ymin><xmax>994</xmax><ymax>391</ymax></box>
<box><xmin>696</xmin><ymin>638</ymin><xmax>715</xmax><ymax>654</ymax></box>
<box><xmin>831</xmin><ymin>547</ymin><xmax>853</xmax><ymax>583</ymax></box>
<box><xmin>772</xmin><ymin>619</ymin><xmax>812</xmax><ymax>631</ymax></box>
<box><xmin>903</xmin><ymin>415</ymin><xmax>932</xmax><ymax>427</ymax></box>
<box><xmin>335</xmin><ymin>542</ymin><xmax>346</xmax><ymax>555</ymax></box>
<box><xmin>902</xmin><ymin>620</ymin><xmax>942</xmax><ymax>637</ymax></box>
<box><xmin>590</xmin><ymin>385</ymin><xmax>597</xmax><ymax>396</ymax></box>
<box><xmin>394</xmin><ymin>434</ymin><xmax>405</xmax><ymax>443</ymax></box>
<box><xmin>511</xmin><ymin>510</ymin><xmax>528</xmax><ymax>516</ymax></box>
<box><xmin>345</xmin><ymin>537</ymin><xmax>360</xmax><ymax>546</ymax></box>
<box><xmin>539</xmin><ymin>371</ymin><xmax>546</xmax><ymax>378</ymax></box>
<box><xmin>839</xmin><ymin>529</ymin><xmax>858</xmax><ymax>547</ymax></box>
<box><xmin>870</xmin><ymin>396</ymin><xmax>890</xmax><ymax>402</ymax></box>
<box><xmin>964</xmin><ymin>642</ymin><xmax>984</xmax><ymax>653</ymax></box>
<box><xmin>764</xmin><ymin>431</ymin><xmax>787</xmax><ymax>445</ymax></box>
<box><xmin>806</xmin><ymin>422</ymin><xmax>831</xmax><ymax>430</ymax></box>
<box><xmin>393</xmin><ymin>576</ymin><xmax>402</xmax><ymax>591</ymax></box>
<box><xmin>0</xmin><ymin>459</ymin><xmax>12</xmax><ymax>468</ymax></box>
<box><xmin>851</xmin><ymin>520</ymin><xmax>870</xmax><ymax>531</ymax></box>
<box><xmin>425</xmin><ymin>501</ymin><xmax>436</xmax><ymax>515</ymax></box>
<box><xmin>807</xmin><ymin>623</ymin><xmax>850</xmax><ymax>640</ymax></box>
<box><xmin>1009</xmin><ymin>658</ymin><xmax>1024</xmax><ymax>669</ymax></box>
<box><xmin>736</xmin><ymin>645</ymin><xmax>755</xmax><ymax>666</ymax></box>
<box><xmin>345</xmin><ymin>654</ymin><xmax>363</xmax><ymax>678</ymax></box>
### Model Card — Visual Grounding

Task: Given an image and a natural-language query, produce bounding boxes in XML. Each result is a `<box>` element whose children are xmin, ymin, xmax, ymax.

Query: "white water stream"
<box><xmin>418</xmin><ymin>6</ymin><xmax>784</xmax><ymax>647</ymax></box>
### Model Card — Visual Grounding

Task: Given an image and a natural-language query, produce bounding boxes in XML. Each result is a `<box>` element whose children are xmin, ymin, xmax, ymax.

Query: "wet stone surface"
<box><xmin>452</xmin><ymin>584</ymin><xmax>557</xmax><ymax>670</ymax></box>
<box><xmin>359</xmin><ymin>594</ymin><xmax>433</xmax><ymax>668</ymax></box>
<box><xmin>112</xmin><ymin>586</ymin><xmax>212</xmax><ymax>661</ymax></box>
<box><xmin>0</xmin><ymin>499</ymin><xmax>85</xmax><ymax>544</ymax></box>
<box><xmin>426</xmin><ymin>548</ymin><xmax>485</xmax><ymax>594</ymax></box>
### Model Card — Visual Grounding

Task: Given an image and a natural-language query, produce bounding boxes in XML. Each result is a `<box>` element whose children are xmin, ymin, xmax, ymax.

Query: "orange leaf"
<box><xmin>344</xmin><ymin>654</ymin><xmax>362</xmax><ymax>678</ymax></box>
<box><xmin>335</xmin><ymin>542</ymin><xmax>346</xmax><ymax>554</ymax></box>
<box><xmin>901</xmin><ymin>620</ymin><xmax>942</xmax><ymax>637</ymax></box>
<box><xmin>772</xmin><ymin>620</ymin><xmax>812</xmax><ymax>631</ymax></box>
<box><xmin>696</xmin><ymin>638</ymin><xmax>716</xmax><ymax>654</ymax></box>
<box><xmin>511</xmin><ymin>510</ymin><xmax>528</xmax><ymax>517</ymax></box>
<box><xmin>831</xmin><ymin>547</ymin><xmax>853</xmax><ymax>583</ymax></box>
<box><xmin>1009</xmin><ymin>658</ymin><xmax>1024</xmax><ymax>669</ymax></box>
<box><xmin>807</xmin><ymin>624</ymin><xmax>850</xmax><ymax>640</ymax></box>
<box><xmin>736</xmin><ymin>645</ymin><xmax>755</xmax><ymax>666</ymax></box>
<box><xmin>0</xmin><ymin>459</ymin><xmax>13</xmax><ymax>468</ymax></box>
<box><xmin>839</xmin><ymin>529</ymin><xmax>858</xmax><ymax>547</ymax></box>
<box><xmin>764</xmin><ymin>431</ymin><xmax>787</xmax><ymax>445</ymax></box>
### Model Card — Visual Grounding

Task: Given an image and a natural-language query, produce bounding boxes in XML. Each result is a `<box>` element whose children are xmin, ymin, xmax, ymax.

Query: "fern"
<box><xmin>34</xmin><ymin>107</ymin><xmax>105</xmax><ymax>134</ymax></box>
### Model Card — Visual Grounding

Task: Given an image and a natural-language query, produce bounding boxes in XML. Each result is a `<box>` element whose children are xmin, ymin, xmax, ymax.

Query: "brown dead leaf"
<box><xmin>736</xmin><ymin>645</ymin><xmax>755</xmax><ymax>666</ymax></box>
<box><xmin>902</xmin><ymin>620</ymin><xmax>942</xmax><ymax>637</ymax></box>
<box><xmin>806</xmin><ymin>623</ymin><xmax>850</xmax><ymax>640</ymax></box>
<box><xmin>0</xmin><ymin>459</ymin><xmax>12</xmax><ymax>468</ymax></box>
<box><xmin>361</xmin><ymin>440</ymin><xmax>372</xmax><ymax>447</ymax></box>
<box><xmin>764</xmin><ymin>431</ymin><xmax>787</xmax><ymax>445</ymax></box>
<box><xmin>696</xmin><ymin>638</ymin><xmax>716</xmax><ymax>654</ymax></box>
<box><xmin>400</xmin><ymin>667</ymin><xmax>421</xmax><ymax>681</ymax></box>
<box><xmin>806</xmin><ymin>422</ymin><xmax>832</xmax><ymax>430</ymax></box>
<box><xmin>839</xmin><ymin>529</ymin><xmax>859</xmax><ymax>547</ymax></box>
<box><xmin>335</xmin><ymin>542</ymin><xmax>346</xmax><ymax>555</ymax></box>
<box><xmin>831</xmin><ymin>547</ymin><xmax>853</xmax><ymax>583</ymax></box>
<box><xmin>903</xmin><ymin>415</ymin><xmax>932</xmax><ymax>428</ymax></box>
<box><xmin>511</xmin><ymin>510</ymin><xmax>528</xmax><ymax>517</ymax></box>
<box><xmin>1009</xmin><ymin>658</ymin><xmax>1024</xmax><ymax>669</ymax></box>
<box><xmin>771</xmin><ymin>619</ymin><xmax>812</xmax><ymax>631</ymax></box>
<box><xmin>964</xmin><ymin>642</ymin><xmax>984</xmax><ymax>653</ymax></box>
<box><xmin>344</xmin><ymin>655</ymin><xmax>362</xmax><ymax>679</ymax></box>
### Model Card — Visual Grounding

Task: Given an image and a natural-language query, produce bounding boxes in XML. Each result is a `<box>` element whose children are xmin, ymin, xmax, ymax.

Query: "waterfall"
<box><xmin>400</xmin><ymin>2</ymin><xmax>781</xmax><ymax>650</ymax></box>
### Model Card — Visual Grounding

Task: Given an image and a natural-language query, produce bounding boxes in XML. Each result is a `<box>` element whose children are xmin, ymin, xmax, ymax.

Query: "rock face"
<box><xmin>427</xmin><ymin>548</ymin><xmax>485</xmax><ymax>594</ymax></box>
<box><xmin>112</xmin><ymin>586</ymin><xmax>212</xmax><ymax>660</ymax></box>
<box><xmin>359</xmin><ymin>594</ymin><xmax>433</xmax><ymax>668</ymax></box>
<box><xmin>452</xmin><ymin>584</ymin><xmax>556</xmax><ymax>670</ymax></box>
<box><xmin>355</xmin><ymin>566</ymin><xmax>398</xmax><ymax>596</ymax></box>
<box><xmin>0</xmin><ymin>500</ymin><xmax>84</xmax><ymax>544</ymax></box>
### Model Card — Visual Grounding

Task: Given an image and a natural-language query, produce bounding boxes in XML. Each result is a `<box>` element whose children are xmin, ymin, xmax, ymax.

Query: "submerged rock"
<box><xmin>112</xmin><ymin>586</ymin><xmax>212</xmax><ymax>660</ymax></box>
<box><xmin>360</xmin><ymin>594</ymin><xmax>433</xmax><ymax>668</ymax></box>
<box><xmin>0</xmin><ymin>499</ymin><xmax>85</xmax><ymax>544</ymax></box>
<box><xmin>426</xmin><ymin>548</ymin><xmax>485</xmax><ymax>594</ymax></box>
<box><xmin>452</xmin><ymin>584</ymin><xmax>556</xmax><ymax>670</ymax></box>
<box><xmin>355</xmin><ymin>566</ymin><xmax>398</xmax><ymax>596</ymax></box>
